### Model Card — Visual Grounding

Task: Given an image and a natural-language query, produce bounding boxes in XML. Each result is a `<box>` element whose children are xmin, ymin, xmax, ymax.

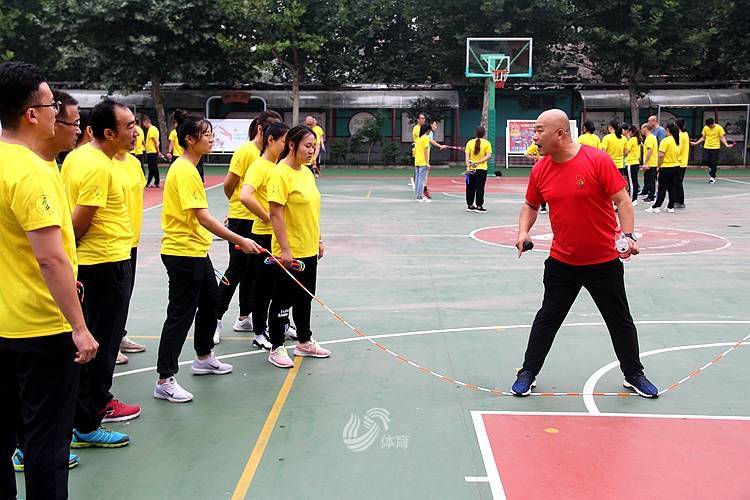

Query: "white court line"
<box><xmin>142</xmin><ymin>182</ymin><xmax>223</xmax><ymax>213</ymax></box>
<box><xmin>469</xmin><ymin>224</ymin><xmax>733</xmax><ymax>257</ymax></box>
<box><xmin>468</xmin><ymin>409</ymin><xmax>750</xmax><ymax>499</ymax></box>
<box><xmin>324</xmin><ymin>234</ymin><xmax>467</xmax><ymax>238</ymax></box>
<box><xmin>721</xmin><ymin>178</ymin><xmax>750</xmax><ymax>186</ymax></box>
<box><xmin>115</xmin><ymin>320</ymin><xmax>750</xmax><ymax>378</ymax></box>
<box><xmin>582</xmin><ymin>341</ymin><xmax>750</xmax><ymax>414</ymax></box>
<box><xmin>470</xmin><ymin>412</ymin><xmax>506</xmax><ymax>500</ymax></box>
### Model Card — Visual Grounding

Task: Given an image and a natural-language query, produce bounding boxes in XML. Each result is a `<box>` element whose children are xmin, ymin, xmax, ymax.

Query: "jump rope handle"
<box><xmin>522</xmin><ymin>240</ymin><xmax>534</xmax><ymax>252</ymax></box>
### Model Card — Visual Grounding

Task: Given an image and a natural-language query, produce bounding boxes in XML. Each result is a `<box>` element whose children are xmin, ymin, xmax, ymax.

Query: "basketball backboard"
<box><xmin>465</xmin><ymin>37</ymin><xmax>533</xmax><ymax>79</ymax></box>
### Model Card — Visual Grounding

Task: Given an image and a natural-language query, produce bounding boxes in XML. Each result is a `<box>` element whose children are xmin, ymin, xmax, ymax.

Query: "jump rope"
<box><xmin>232</xmin><ymin>241</ymin><xmax>749</xmax><ymax>397</ymax></box>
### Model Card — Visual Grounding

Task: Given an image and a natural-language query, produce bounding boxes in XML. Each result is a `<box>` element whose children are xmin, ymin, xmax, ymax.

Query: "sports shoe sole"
<box><xmin>191</xmin><ymin>366</ymin><xmax>233</xmax><ymax>376</ymax></box>
<box><xmin>233</xmin><ymin>325</ymin><xmax>253</xmax><ymax>332</ymax></box>
<box><xmin>153</xmin><ymin>392</ymin><xmax>193</xmax><ymax>403</ymax></box>
<box><xmin>101</xmin><ymin>409</ymin><xmax>141</xmax><ymax>423</ymax></box>
<box><xmin>293</xmin><ymin>348</ymin><xmax>330</xmax><ymax>358</ymax></box>
<box><xmin>70</xmin><ymin>439</ymin><xmax>129</xmax><ymax>449</ymax></box>
<box><xmin>268</xmin><ymin>357</ymin><xmax>294</xmax><ymax>368</ymax></box>
<box><xmin>622</xmin><ymin>380</ymin><xmax>659</xmax><ymax>399</ymax></box>
<box><xmin>253</xmin><ymin>340</ymin><xmax>272</xmax><ymax>350</ymax></box>
<box><xmin>120</xmin><ymin>346</ymin><xmax>146</xmax><ymax>353</ymax></box>
<box><xmin>511</xmin><ymin>380</ymin><xmax>537</xmax><ymax>397</ymax></box>
<box><xmin>14</xmin><ymin>458</ymin><xmax>79</xmax><ymax>473</ymax></box>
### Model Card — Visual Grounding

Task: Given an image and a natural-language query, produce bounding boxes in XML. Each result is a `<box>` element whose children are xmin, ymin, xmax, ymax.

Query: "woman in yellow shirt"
<box><xmin>141</xmin><ymin>114</ymin><xmax>162</xmax><ymax>188</ymax></box>
<box><xmin>464</xmin><ymin>126</ymin><xmax>492</xmax><ymax>212</ymax></box>
<box><xmin>265</xmin><ymin>125</ymin><xmax>330</xmax><ymax>368</ymax></box>
<box><xmin>155</xmin><ymin>116</ymin><xmax>261</xmax><ymax>403</ymax></box>
<box><xmin>599</xmin><ymin>119</ymin><xmax>626</xmax><ymax>169</ymax></box>
<box><xmin>413</xmin><ymin>123</ymin><xmax>431</xmax><ymax>202</ymax></box>
<box><xmin>577</xmin><ymin>120</ymin><xmax>601</xmax><ymax>148</ymax></box>
<box><xmin>239</xmin><ymin>121</ymin><xmax>290</xmax><ymax>350</ymax></box>
<box><xmin>646</xmin><ymin>123</ymin><xmax>682</xmax><ymax>213</ymax></box>
<box><xmin>623</xmin><ymin>124</ymin><xmax>642</xmax><ymax>206</ymax></box>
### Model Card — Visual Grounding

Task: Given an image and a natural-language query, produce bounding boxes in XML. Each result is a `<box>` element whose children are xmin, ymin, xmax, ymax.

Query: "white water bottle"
<box><xmin>615</xmin><ymin>232</ymin><xmax>631</xmax><ymax>262</ymax></box>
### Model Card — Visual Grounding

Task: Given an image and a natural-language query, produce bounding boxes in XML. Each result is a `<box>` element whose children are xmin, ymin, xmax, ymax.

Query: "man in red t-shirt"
<box><xmin>511</xmin><ymin>109</ymin><xmax>658</xmax><ymax>398</ymax></box>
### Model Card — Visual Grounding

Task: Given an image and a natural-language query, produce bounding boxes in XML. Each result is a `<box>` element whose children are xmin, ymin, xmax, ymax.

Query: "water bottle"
<box><xmin>615</xmin><ymin>232</ymin><xmax>631</xmax><ymax>262</ymax></box>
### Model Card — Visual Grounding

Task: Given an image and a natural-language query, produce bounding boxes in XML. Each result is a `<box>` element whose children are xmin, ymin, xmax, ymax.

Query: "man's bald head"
<box><xmin>533</xmin><ymin>109</ymin><xmax>577</xmax><ymax>160</ymax></box>
<box><xmin>305</xmin><ymin>115</ymin><xmax>314</xmax><ymax>126</ymax></box>
<box><xmin>648</xmin><ymin>115</ymin><xmax>658</xmax><ymax>126</ymax></box>
<box><xmin>537</xmin><ymin>109</ymin><xmax>572</xmax><ymax>137</ymax></box>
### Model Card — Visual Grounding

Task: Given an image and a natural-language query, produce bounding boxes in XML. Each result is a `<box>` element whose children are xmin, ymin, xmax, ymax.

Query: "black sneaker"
<box><xmin>643</xmin><ymin>197</ymin><xmax>655</xmax><ymax>202</ymax></box>
<box><xmin>466</xmin><ymin>205</ymin><xmax>478</xmax><ymax>212</ymax></box>
<box><xmin>511</xmin><ymin>370</ymin><xmax>537</xmax><ymax>396</ymax></box>
<box><xmin>475</xmin><ymin>206</ymin><xmax>487</xmax><ymax>212</ymax></box>
<box><xmin>623</xmin><ymin>374</ymin><xmax>659</xmax><ymax>398</ymax></box>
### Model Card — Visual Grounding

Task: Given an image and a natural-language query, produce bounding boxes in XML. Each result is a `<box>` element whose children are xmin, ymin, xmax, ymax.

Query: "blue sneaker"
<box><xmin>623</xmin><ymin>374</ymin><xmax>659</xmax><ymax>398</ymax></box>
<box><xmin>13</xmin><ymin>449</ymin><xmax>80</xmax><ymax>472</ymax></box>
<box><xmin>71</xmin><ymin>427</ymin><xmax>129</xmax><ymax>448</ymax></box>
<box><xmin>511</xmin><ymin>370</ymin><xmax>537</xmax><ymax>396</ymax></box>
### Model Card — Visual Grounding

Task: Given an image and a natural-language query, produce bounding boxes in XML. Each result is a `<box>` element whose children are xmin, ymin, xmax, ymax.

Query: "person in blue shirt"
<box><xmin>648</xmin><ymin>115</ymin><xmax>666</xmax><ymax>143</ymax></box>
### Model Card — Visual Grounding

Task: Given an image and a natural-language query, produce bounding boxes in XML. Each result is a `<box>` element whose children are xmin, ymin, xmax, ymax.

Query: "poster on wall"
<box><xmin>506</xmin><ymin>119</ymin><xmax>578</xmax><ymax>155</ymax></box>
<box><xmin>702</xmin><ymin>110</ymin><xmax>746</xmax><ymax>142</ymax></box>
<box><xmin>581</xmin><ymin>112</ymin><xmax>625</xmax><ymax>139</ymax></box>
<box><xmin>211</xmin><ymin>119</ymin><xmax>253</xmax><ymax>152</ymax></box>
<box><xmin>400</xmin><ymin>113</ymin><xmax>444</xmax><ymax>142</ymax></box>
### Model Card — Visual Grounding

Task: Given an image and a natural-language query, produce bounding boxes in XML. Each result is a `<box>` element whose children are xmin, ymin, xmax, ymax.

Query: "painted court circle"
<box><xmin>470</xmin><ymin>224</ymin><xmax>731</xmax><ymax>255</ymax></box>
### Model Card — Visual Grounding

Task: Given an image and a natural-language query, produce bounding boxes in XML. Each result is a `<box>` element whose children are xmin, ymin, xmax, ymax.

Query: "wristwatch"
<box><xmin>624</xmin><ymin>232</ymin><xmax>637</xmax><ymax>241</ymax></box>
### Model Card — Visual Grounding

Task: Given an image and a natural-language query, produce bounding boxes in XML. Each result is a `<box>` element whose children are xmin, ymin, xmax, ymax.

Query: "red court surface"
<box><xmin>429</xmin><ymin>176</ymin><xmax>528</xmax><ymax>194</ymax></box>
<box><xmin>471</xmin><ymin>411</ymin><xmax>750</xmax><ymax>500</ymax></box>
<box><xmin>471</xmin><ymin>225</ymin><xmax>731</xmax><ymax>256</ymax></box>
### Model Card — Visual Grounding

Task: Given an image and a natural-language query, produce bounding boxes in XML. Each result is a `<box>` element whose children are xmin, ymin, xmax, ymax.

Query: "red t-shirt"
<box><xmin>525</xmin><ymin>145</ymin><xmax>625</xmax><ymax>266</ymax></box>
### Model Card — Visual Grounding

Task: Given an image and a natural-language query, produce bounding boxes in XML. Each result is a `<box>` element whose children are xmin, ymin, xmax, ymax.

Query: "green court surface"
<box><xmin>18</xmin><ymin>169</ymin><xmax>750</xmax><ymax>499</ymax></box>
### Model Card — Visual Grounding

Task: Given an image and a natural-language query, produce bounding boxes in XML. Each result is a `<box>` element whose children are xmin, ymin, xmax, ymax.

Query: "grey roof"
<box><xmin>578</xmin><ymin>89</ymin><xmax>750</xmax><ymax>108</ymax></box>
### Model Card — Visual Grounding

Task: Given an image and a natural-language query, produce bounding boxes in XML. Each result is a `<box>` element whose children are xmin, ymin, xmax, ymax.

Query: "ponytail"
<box><xmin>610</xmin><ymin>119</ymin><xmax>621</xmax><ymax>139</ymax></box>
<box><xmin>474</xmin><ymin>126</ymin><xmax>486</xmax><ymax>155</ymax></box>
<box><xmin>261</xmin><ymin>122</ymin><xmax>290</xmax><ymax>154</ymax></box>
<box><xmin>666</xmin><ymin>123</ymin><xmax>680</xmax><ymax>145</ymax></box>
<box><xmin>248</xmin><ymin>110</ymin><xmax>282</xmax><ymax>140</ymax></box>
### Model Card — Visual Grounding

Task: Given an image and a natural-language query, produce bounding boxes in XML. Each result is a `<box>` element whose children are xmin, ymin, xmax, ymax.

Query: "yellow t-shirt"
<box><xmin>525</xmin><ymin>143</ymin><xmax>540</xmax><ymax>159</ymax></box>
<box><xmin>267</xmin><ymin>165</ymin><xmax>321</xmax><ymax>258</ymax></box>
<box><xmin>412</xmin><ymin>124</ymin><xmax>421</xmax><ymax>144</ymax></box>
<box><xmin>312</xmin><ymin>125</ymin><xmax>324</xmax><ymax>145</ymax></box>
<box><xmin>465</xmin><ymin>138</ymin><xmax>492</xmax><ymax>170</ymax></box>
<box><xmin>228</xmin><ymin>141</ymin><xmax>260</xmax><ymax>220</ymax></box>
<box><xmin>168</xmin><ymin>129</ymin><xmax>184</xmax><ymax>157</ymax></box>
<box><xmin>643</xmin><ymin>134</ymin><xmax>659</xmax><ymax>167</ymax></box>
<box><xmin>0</xmin><ymin>142</ymin><xmax>77</xmax><ymax>339</ymax></box>
<box><xmin>245</xmin><ymin>157</ymin><xmax>276</xmax><ymax>236</ymax></box>
<box><xmin>132</xmin><ymin>125</ymin><xmax>145</xmax><ymax>155</ymax></box>
<box><xmin>659</xmin><ymin>136</ymin><xmax>681</xmax><ymax>167</ymax></box>
<box><xmin>578</xmin><ymin>133</ymin><xmax>601</xmax><ymax>148</ymax></box>
<box><xmin>679</xmin><ymin>131</ymin><xmax>690</xmax><ymax>167</ymax></box>
<box><xmin>160</xmin><ymin>157</ymin><xmax>211</xmax><ymax>257</ymax></box>
<box><xmin>414</xmin><ymin>134</ymin><xmax>430</xmax><ymax>166</ymax></box>
<box><xmin>625</xmin><ymin>137</ymin><xmax>641</xmax><ymax>166</ymax></box>
<box><xmin>600</xmin><ymin>133</ymin><xmax>626</xmax><ymax>168</ymax></box>
<box><xmin>113</xmin><ymin>153</ymin><xmax>146</xmax><ymax>247</ymax></box>
<box><xmin>702</xmin><ymin>124</ymin><xmax>725</xmax><ymax>149</ymax></box>
<box><xmin>61</xmin><ymin>144</ymin><xmax>133</xmax><ymax>265</ymax></box>
<box><xmin>145</xmin><ymin>126</ymin><xmax>160</xmax><ymax>154</ymax></box>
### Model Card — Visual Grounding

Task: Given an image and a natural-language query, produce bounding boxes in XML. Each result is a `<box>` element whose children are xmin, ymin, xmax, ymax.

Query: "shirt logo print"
<box><xmin>576</xmin><ymin>175</ymin><xmax>585</xmax><ymax>189</ymax></box>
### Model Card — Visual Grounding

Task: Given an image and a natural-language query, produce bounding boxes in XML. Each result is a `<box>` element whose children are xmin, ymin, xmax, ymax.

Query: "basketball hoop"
<box><xmin>493</xmin><ymin>69</ymin><xmax>509</xmax><ymax>89</ymax></box>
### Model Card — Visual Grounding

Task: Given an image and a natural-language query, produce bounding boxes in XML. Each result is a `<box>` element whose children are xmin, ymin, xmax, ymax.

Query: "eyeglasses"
<box><xmin>22</xmin><ymin>100</ymin><xmax>61</xmax><ymax>115</ymax></box>
<box><xmin>55</xmin><ymin>119</ymin><xmax>81</xmax><ymax>128</ymax></box>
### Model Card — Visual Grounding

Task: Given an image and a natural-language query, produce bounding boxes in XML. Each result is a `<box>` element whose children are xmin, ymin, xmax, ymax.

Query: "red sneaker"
<box><xmin>101</xmin><ymin>399</ymin><xmax>141</xmax><ymax>422</ymax></box>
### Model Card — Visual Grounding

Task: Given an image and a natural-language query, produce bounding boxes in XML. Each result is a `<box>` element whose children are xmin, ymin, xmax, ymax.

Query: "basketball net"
<box><xmin>493</xmin><ymin>69</ymin><xmax>509</xmax><ymax>89</ymax></box>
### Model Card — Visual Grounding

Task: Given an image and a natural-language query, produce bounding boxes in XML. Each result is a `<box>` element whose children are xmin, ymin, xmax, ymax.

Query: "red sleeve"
<box><xmin>597</xmin><ymin>152</ymin><xmax>627</xmax><ymax>196</ymax></box>
<box><xmin>525</xmin><ymin>163</ymin><xmax>544</xmax><ymax>207</ymax></box>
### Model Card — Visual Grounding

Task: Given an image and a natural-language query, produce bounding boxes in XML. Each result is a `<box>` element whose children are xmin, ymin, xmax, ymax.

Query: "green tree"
<box><xmin>575</xmin><ymin>0</ymin><xmax>713</xmax><ymax>124</ymax></box>
<box><xmin>408</xmin><ymin>97</ymin><xmax>451</xmax><ymax>124</ymax></box>
<box><xmin>42</xmin><ymin>0</ymin><xmax>230</xmax><ymax>148</ymax></box>
<box><xmin>352</xmin><ymin>111</ymin><xmax>388</xmax><ymax>164</ymax></box>
<box><xmin>220</xmin><ymin>0</ymin><xmax>355</xmax><ymax>124</ymax></box>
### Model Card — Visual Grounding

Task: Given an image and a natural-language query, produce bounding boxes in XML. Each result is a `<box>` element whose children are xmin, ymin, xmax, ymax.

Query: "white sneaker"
<box><xmin>421</xmin><ymin>196</ymin><xmax>432</xmax><ymax>203</ymax></box>
<box><xmin>154</xmin><ymin>376</ymin><xmax>193</xmax><ymax>403</ymax></box>
<box><xmin>708</xmin><ymin>177</ymin><xmax>716</xmax><ymax>184</ymax></box>
<box><xmin>645</xmin><ymin>207</ymin><xmax>661</xmax><ymax>213</ymax></box>
<box><xmin>268</xmin><ymin>346</ymin><xmax>294</xmax><ymax>368</ymax></box>
<box><xmin>667</xmin><ymin>208</ymin><xmax>675</xmax><ymax>213</ymax></box>
<box><xmin>252</xmin><ymin>334</ymin><xmax>272</xmax><ymax>350</ymax></box>
<box><xmin>233</xmin><ymin>316</ymin><xmax>253</xmax><ymax>332</ymax></box>
<box><xmin>631</xmin><ymin>200</ymin><xmax>638</xmax><ymax>207</ymax></box>
<box><xmin>284</xmin><ymin>324</ymin><xmax>298</xmax><ymax>341</ymax></box>
<box><xmin>191</xmin><ymin>352</ymin><xmax>233</xmax><ymax>375</ymax></box>
<box><xmin>213</xmin><ymin>320</ymin><xmax>222</xmax><ymax>345</ymax></box>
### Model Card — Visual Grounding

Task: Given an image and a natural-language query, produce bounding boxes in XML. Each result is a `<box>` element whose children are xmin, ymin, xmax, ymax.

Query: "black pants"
<box><xmin>675</xmin><ymin>167</ymin><xmax>687</xmax><ymax>205</ymax></box>
<box><xmin>624</xmin><ymin>164</ymin><xmax>640</xmax><ymax>201</ymax></box>
<box><xmin>251</xmin><ymin>233</ymin><xmax>274</xmax><ymax>336</ymax></box>
<box><xmin>521</xmin><ymin>258</ymin><xmax>644</xmax><ymax>378</ymax></box>
<box><xmin>122</xmin><ymin>247</ymin><xmax>138</xmax><ymax>339</ymax></box>
<box><xmin>197</xmin><ymin>156</ymin><xmax>205</xmax><ymax>182</ymax></box>
<box><xmin>268</xmin><ymin>256</ymin><xmax>318</xmax><ymax>348</ymax></box>
<box><xmin>136</xmin><ymin>154</ymin><xmax>146</xmax><ymax>178</ymax></box>
<box><xmin>217</xmin><ymin>219</ymin><xmax>254</xmax><ymax>319</ymax></box>
<box><xmin>466</xmin><ymin>169</ymin><xmax>488</xmax><ymax>207</ymax></box>
<box><xmin>653</xmin><ymin>168</ymin><xmax>680</xmax><ymax>209</ymax></box>
<box><xmin>146</xmin><ymin>153</ymin><xmax>159</xmax><ymax>187</ymax></box>
<box><xmin>704</xmin><ymin>148</ymin><xmax>719</xmax><ymax>178</ymax></box>
<box><xmin>641</xmin><ymin>167</ymin><xmax>656</xmax><ymax>197</ymax></box>
<box><xmin>1</xmin><ymin>334</ymin><xmax>79</xmax><ymax>500</ymax></box>
<box><xmin>75</xmin><ymin>260</ymin><xmax>132</xmax><ymax>433</ymax></box>
<box><xmin>157</xmin><ymin>255</ymin><xmax>218</xmax><ymax>379</ymax></box>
